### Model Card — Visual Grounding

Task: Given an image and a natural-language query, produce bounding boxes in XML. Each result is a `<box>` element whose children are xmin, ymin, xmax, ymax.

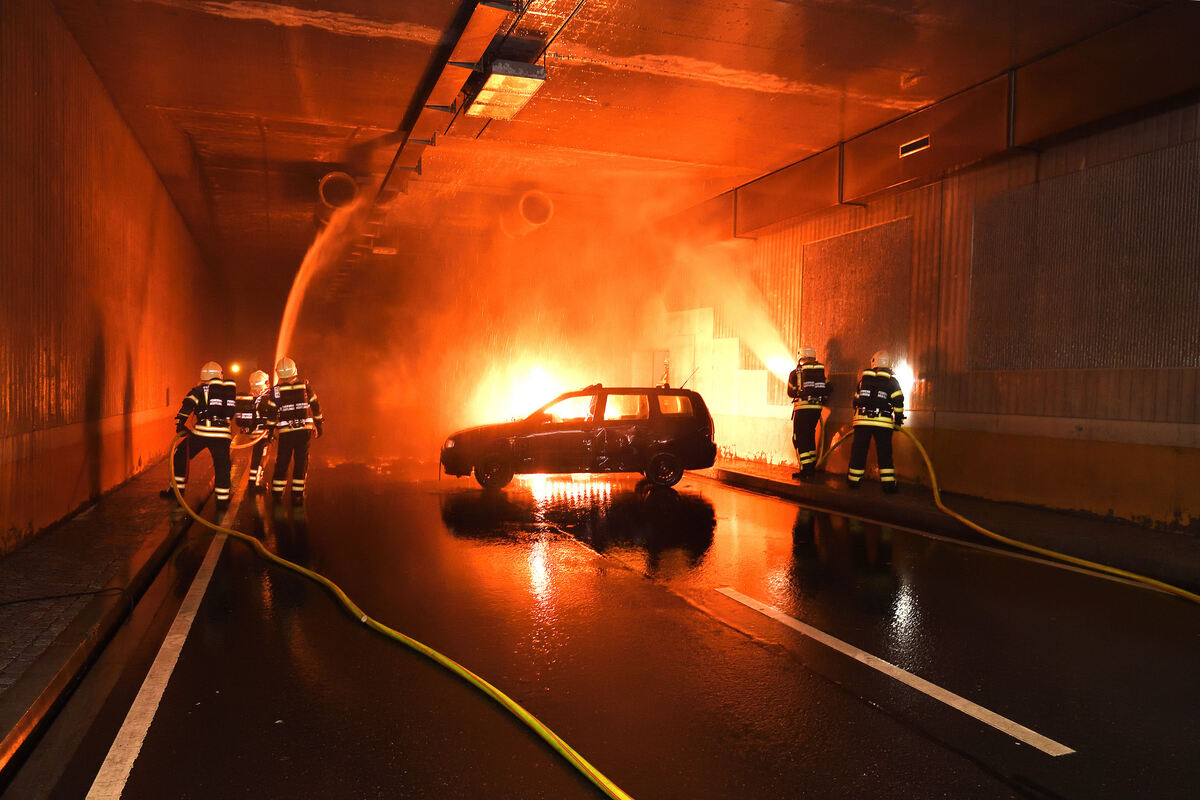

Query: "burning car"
<box><xmin>441</xmin><ymin>384</ymin><xmax>717</xmax><ymax>489</ymax></box>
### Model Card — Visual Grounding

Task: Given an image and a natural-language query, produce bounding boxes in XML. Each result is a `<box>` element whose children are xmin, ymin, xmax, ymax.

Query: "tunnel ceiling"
<box><xmin>52</xmin><ymin>0</ymin><xmax>1167</xmax><ymax>271</ymax></box>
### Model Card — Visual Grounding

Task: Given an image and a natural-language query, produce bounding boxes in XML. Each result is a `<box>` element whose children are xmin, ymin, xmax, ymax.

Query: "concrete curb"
<box><xmin>0</xmin><ymin>488</ymin><xmax>213</xmax><ymax>785</ymax></box>
<box><xmin>707</xmin><ymin>467</ymin><xmax>979</xmax><ymax>544</ymax></box>
<box><xmin>701</xmin><ymin>466</ymin><xmax>1200</xmax><ymax>595</ymax></box>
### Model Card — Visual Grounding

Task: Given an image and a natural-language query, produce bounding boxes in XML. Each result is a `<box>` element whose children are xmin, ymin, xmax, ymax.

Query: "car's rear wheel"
<box><xmin>475</xmin><ymin>457</ymin><xmax>514</xmax><ymax>490</ymax></box>
<box><xmin>646</xmin><ymin>452</ymin><xmax>683</xmax><ymax>487</ymax></box>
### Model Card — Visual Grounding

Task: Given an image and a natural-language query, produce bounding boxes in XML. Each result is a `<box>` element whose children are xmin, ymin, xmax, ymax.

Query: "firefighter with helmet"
<box><xmin>160</xmin><ymin>361</ymin><xmax>238</xmax><ymax>510</ymax></box>
<box><xmin>234</xmin><ymin>369</ymin><xmax>273</xmax><ymax>494</ymax></box>
<box><xmin>786</xmin><ymin>345</ymin><xmax>830</xmax><ymax>481</ymax></box>
<box><xmin>264</xmin><ymin>356</ymin><xmax>323</xmax><ymax>504</ymax></box>
<box><xmin>847</xmin><ymin>350</ymin><xmax>905</xmax><ymax>493</ymax></box>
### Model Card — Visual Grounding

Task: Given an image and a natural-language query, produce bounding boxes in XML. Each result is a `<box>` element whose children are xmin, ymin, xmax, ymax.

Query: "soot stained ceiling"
<box><xmin>51</xmin><ymin>0</ymin><xmax>1167</xmax><ymax>274</ymax></box>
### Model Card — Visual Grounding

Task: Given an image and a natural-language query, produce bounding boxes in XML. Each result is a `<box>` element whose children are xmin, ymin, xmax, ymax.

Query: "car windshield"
<box><xmin>532</xmin><ymin>393</ymin><xmax>596</xmax><ymax>423</ymax></box>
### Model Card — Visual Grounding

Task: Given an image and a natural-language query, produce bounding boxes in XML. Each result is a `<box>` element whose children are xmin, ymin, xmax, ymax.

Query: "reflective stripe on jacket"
<box><xmin>787</xmin><ymin>361</ymin><xmax>829</xmax><ymax>410</ymax></box>
<box><xmin>234</xmin><ymin>392</ymin><xmax>270</xmax><ymax>433</ymax></box>
<box><xmin>265</xmin><ymin>380</ymin><xmax>323</xmax><ymax>431</ymax></box>
<box><xmin>852</xmin><ymin>368</ymin><xmax>904</xmax><ymax>428</ymax></box>
<box><xmin>176</xmin><ymin>380</ymin><xmax>237</xmax><ymax>438</ymax></box>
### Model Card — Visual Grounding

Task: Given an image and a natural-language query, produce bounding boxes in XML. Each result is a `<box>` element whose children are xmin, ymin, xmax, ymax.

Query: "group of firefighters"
<box><xmin>159</xmin><ymin>357</ymin><xmax>324</xmax><ymax>511</ymax></box>
<box><xmin>786</xmin><ymin>347</ymin><xmax>905</xmax><ymax>493</ymax></box>
<box><xmin>162</xmin><ymin>346</ymin><xmax>898</xmax><ymax>509</ymax></box>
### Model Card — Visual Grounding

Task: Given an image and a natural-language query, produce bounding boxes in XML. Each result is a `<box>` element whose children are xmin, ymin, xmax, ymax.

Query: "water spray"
<box><xmin>276</xmin><ymin>197</ymin><xmax>369</xmax><ymax>371</ymax></box>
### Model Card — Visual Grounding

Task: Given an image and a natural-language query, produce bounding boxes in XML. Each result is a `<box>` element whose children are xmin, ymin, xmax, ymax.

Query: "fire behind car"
<box><xmin>441</xmin><ymin>384</ymin><xmax>717</xmax><ymax>489</ymax></box>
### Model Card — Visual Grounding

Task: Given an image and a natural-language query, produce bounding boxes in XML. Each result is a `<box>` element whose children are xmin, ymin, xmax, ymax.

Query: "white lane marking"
<box><xmin>716</xmin><ymin>586</ymin><xmax>1075</xmax><ymax>757</ymax></box>
<box><xmin>87</xmin><ymin>486</ymin><xmax>245</xmax><ymax>798</ymax></box>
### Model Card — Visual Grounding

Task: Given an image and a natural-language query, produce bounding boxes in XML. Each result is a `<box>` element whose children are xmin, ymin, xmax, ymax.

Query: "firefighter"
<box><xmin>847</xmin><ymin>350</ymin><xmax>905</xmax><ymax>493</ymax></box>
<box><xmin>264</xmin><ymin>356</ymin><xmax>323</xmax><ymax>504</ymax></box>
<box><xmin>160</xmin><ymin>361</ymin><xmax>238</xmax><ymax>510</ymax></box>
<box><xmin>786</xmin><ymin>346</ymin><xmax>830</xmax><ymax>481</ymax></box>
<box><xmin>234</xmin><ymin>369</ymin><xmax>272</xmax><ymax>494</ymax></box>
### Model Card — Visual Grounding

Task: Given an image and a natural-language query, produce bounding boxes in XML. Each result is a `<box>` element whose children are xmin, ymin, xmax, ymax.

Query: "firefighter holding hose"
<box><xmin>787</xmin><ymin>346</ymin><xmax>830</xmax><ymax>482</ymax></box>
<box><xmin>264</xmin><ymin>357</ymin><xmax>323</xmax><ymax>505</ymax></box>
<box><xmin>160</xmin><ymin>361</ymin><xmax>238</xmax><ymax>510</ymax></box>
<box><xmin>847</xmin><ymin>350</ymin><xmax>905</xmax><ymax>493</ymax></box>
<box><xmin>234</xmin><ymin>369</ymin><xmax>273</xmax><ymax>495</ymax></box>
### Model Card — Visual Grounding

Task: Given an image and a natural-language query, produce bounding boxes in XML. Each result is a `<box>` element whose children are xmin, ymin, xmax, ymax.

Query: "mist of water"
<box><xmin>663</xmin><ymin>238</ymin><xmax>795</xmax><ymax>379</ymax></box>
<box><xmin>278</xmin><ymin>188</ymin><xmax>797</xmax><ymax>464</ymax></box>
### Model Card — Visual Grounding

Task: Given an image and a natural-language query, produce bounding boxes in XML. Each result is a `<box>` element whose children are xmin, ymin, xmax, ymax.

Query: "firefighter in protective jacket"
<box><xmin>786</xmin><ymin>346</ymin><xmax>830</xmax><ymax>481</ymax></box>
<box><xmin>264</xmin><ymin>357</ymin><xmax>323</xmax><ymax>504</ymax></box>
<box><xmin>234</xmin><ymin>369</ymin><xmax>272</xmax><ymax>494</ymax></box>
<box><xmin>847</xmin><ymin>350</ymin><xmax>905</xmax><ymax>493</ymax></box>
<box><xmin>161</xmin><ymin>361</ymin><xmax>238</xmax><ymax>509</ymax></box>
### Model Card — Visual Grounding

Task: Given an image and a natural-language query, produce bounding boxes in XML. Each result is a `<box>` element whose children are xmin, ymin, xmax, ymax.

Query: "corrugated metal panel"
<box><xmin>749</xmin><ymin>184</ymin><xmax>942</xmax><ymax>409</ymax></box>
<box><xmin>2</xmin><ymin>0</ymin><xmax>210</xmax><ymax>549</ymax></box>
<box><xmin>742</xmin><ymin>98</ymin><xmax>1200</xmax><ymax>430</ymax></box>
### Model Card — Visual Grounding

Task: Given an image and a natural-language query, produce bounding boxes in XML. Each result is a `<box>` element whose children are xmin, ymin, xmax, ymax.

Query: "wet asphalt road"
<box><xmin>28</xmin><ymin>460</ymin><xmax>1200</xmax><ymax>799</ymax></box>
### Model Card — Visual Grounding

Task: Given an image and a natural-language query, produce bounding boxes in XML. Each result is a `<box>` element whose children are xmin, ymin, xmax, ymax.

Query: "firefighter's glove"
<box><xmin>893</xmin><ymin>412</ymin><xmax>905</xmax><ymax>428</ymax></box>
<box><xmin>175</xmin><ymin>422</ymin><xmax>188</xmax><ymax>435</ymax></box>
<box><xmin>314</xmin><ymin>422</ymin><xmax>324</xmax><ymax>439</ymax></box>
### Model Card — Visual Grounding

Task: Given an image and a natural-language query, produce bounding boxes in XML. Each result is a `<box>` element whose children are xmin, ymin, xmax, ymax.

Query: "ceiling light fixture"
<box><xmin>466</xmin><ymin>59</ymin><xmax>547</xmax><ymax>120</ymax></box>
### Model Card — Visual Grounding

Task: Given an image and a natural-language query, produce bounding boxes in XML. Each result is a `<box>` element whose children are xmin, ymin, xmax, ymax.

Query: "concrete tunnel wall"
<box><xmin>660</xmin><ymin>101</ymin><xmax>1200</xmax><ymax>530</ymax></box>
<box><xmin>1</xmin><ymin>0</ymin><xmax>213</xmax><ymax>555</ymax></box>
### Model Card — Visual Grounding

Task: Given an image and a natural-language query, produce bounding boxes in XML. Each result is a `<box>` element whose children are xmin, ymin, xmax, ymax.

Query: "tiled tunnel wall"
<box><xmin>1</xmin><ymin>0</ymin><xmax>212</xmax><ymax>554</ymax></box>
<box><xmin>674</xmin><ymin>101</ymin><xmax>1200</xmax><ymax>528</ymax></box>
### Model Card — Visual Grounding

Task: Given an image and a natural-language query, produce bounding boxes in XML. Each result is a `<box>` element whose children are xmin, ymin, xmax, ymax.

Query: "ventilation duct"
<box><xmin>499</xmin><ymin>190</ymin><xmax>554</xmax><ymax>238</ymax></box>
<box><xmin>316</xmin><ymin>171</ymin><xmax>359</xmax><ymax>224</ymax></box>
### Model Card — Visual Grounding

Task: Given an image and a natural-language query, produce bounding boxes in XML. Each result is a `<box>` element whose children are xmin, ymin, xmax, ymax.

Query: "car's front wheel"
<box><xmin>645</xmin><ymin>452</ymin><xmax>683</xmax><ymax>487</ymax></box>
<box><xmin>474</xmin><ymin>457</ymin><xmax>514</xmax><ymax>490</ymax></box>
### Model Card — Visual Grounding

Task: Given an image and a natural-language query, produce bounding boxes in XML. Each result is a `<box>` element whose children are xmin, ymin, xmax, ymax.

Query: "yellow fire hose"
<box><xmin>815</xmin><ymin>425</ymin><xmax>1200</xmax><ymax>605</ymax></box>
<box><xmin>230</xmin><ymin>429</ymin><xmax>270</xmax><ymax>450</ymax></box>
<box><xmin>167</xmin><ymin>434</ymin><xmax>635</xmax><ymax>800</ymax></box>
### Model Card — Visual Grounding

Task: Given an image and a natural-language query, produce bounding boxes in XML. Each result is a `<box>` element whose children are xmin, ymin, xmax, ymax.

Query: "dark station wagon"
<box><xmin>441</xmin><ymin>385</ymin><xmax>718</xmax><ymax>489</ymax></box>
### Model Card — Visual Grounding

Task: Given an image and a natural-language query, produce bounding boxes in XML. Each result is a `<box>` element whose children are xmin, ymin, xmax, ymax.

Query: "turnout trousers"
<box><xmin>846</xmin><ymin>425</ymin><xmax>896</xmax><ymax>490</ymax></box>
<box><xmin>792</xmin><ymin>408</ymin><xmax>822</xmax><ymax>473</ymax></box>
<box><xmin>248</xmin><ymin>438</ymin><xmax>269</xmax><ymax>487</ymax></box>
<box><xmin>272</xmin><ymin>429</ymin><xmax>311</xmax><ymax>498</ymax></box>
<box><xmin>173</xmin><ymin>433</ymin><xmax>232</xmax><ymax>504</ymax></box>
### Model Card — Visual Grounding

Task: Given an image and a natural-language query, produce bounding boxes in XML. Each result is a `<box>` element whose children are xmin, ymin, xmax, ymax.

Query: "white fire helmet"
<box><xmin>798</xmin><ymin>346</ymin><xmax>816</xmax><ymax>362</ymax></box>
<box><xmin>200</xmin><ymin>361</ymin><xmax>223</xmax><ymax>382</ymax></box>
<box><xmin>871</xmin><ymin>350</ymin><xmax>892</xmax><ymax>370</ymax></box>
<box><xmin>249</xmin><ymin>369</ymin><xmax>270</xmax><ymax>394</ymax></box>
<box><xmin>275</xmin><ymin>357</ymin><xmax>298</xmax><ymax>381</ymax></box>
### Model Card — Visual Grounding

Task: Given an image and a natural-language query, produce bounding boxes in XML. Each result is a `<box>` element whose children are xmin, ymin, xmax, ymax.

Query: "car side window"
<box><xmin>602</xmin><ymin>394</ymin><xmax>649</xmax><ymax>421</ymax></box>
<box><xmin>542</xmin><ymin>394</ymin><xmax>596</xmax><ymax>423</ymax></box>
<box><xmin>657</xmin><ymin>395</ymin><xmax>693</xmax><ymax>415</ymax></box>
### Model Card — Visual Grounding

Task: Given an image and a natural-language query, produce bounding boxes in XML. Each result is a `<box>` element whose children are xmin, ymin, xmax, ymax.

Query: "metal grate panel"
<box><xmin>969</xmin><ymin>140</ymin><xmax>1200</xmax><ymax>370</ymax></box>
<box><xmin>801</xmin><ymin>219</ymin><xmax>914</xmax><ymax>375</ymax></box>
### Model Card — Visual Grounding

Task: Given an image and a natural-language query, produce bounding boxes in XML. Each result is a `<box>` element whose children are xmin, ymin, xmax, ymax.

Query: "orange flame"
<box><xmin>465</xmin><ymin>360</ymin><xmax>590</xmax><ymax>425</ymax></box>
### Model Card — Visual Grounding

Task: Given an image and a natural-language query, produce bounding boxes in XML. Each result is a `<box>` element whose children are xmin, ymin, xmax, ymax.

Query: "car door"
<box><xmin>522</xmin><ymin>392</ymin><xmax>598</xmax><ymax>473</ymax></box>
<box><xmin>594</xmin><ymin>392</ymin><xmax>651</xmax><ymax>471</ymax></box>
